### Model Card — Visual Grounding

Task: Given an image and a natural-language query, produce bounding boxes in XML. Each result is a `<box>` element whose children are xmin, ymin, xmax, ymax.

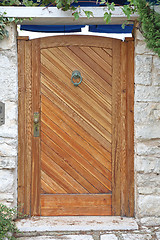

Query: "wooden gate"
<box><xmin>18</xmin><ymin>35</ymin><xmax>134</xmax><ymax>217</ymax></box>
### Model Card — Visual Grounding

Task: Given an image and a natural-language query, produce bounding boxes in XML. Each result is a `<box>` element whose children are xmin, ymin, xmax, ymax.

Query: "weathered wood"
<box><xmin>18</xmin><ymin>39</ymin><xmax>26</xmax><ymax>215</ymax></box>
<box><xmin>40</xmin><ymin>35</ymin><xmax>112</xmax><ymax>49</ymax></box>
<box><xmin>31</xmin><ymin>39</ymin><xmax>41</xmax><ymax>216</ymax></box>
<box><xmin>41</xmin><ymin>194</ymin><xmax>112</xmax><ymax>216</ymax></box>
<box><xmin>41</xmin><ymin>93</ymin><xmax>111</xmax><ymax>162</ymax></box>
<box><xmin>18</xmin><ymin>35</ymin><xmax>134</xmax><ymax>217</ymax></box>
<box><xmin>112</xmin><ymin>39</ymin><xmax>121</xmax><ymax>216</ymax></box>
<box><xmin>24</xmin><ymin>40</ymin><xmax>32</xmax><ymax>216</ymax></box>
<box><xmin>120</xmin><ymin>41</ymin><xmax>128</xmax><ymax>216</ymax></box>
<box><xmin>18</xmin><ymin>39</ymin><xmax>32</xmax><ymax>216</ymax></box>
<box><xmin>112</xmin><ymin>38</ymin><xmax>134</xmax><ymax>217</ymax></box>
<box><xmin>126</xmin><ymin>39</ymin><xmax>134</xmax><ymax>217</ymax></box>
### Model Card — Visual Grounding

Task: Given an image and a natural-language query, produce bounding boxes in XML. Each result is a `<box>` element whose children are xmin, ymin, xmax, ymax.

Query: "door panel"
<box><xmin>40</xmin><ymin>44</ymin><xmax>112</xmax><ymax>215</ymax></box>
<box><xmin>18</xmin><ymin>35</ymin><xmax>134</xmax><ymax>217</ymax></box>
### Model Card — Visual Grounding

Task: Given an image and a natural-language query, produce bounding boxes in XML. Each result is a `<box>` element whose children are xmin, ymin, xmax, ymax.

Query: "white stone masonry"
<box><xmin>134</xmin><ymin>29</ymin><xmax>160</xmax><ymax>226</ymax></box>
<box><xmin>0</xmin><ymin>23</ymin><xmax>18</xmax><ymax>208</ymax></box>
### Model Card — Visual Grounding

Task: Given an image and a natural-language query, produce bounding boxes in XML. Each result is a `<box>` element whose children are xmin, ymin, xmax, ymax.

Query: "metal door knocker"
<box><xmin>71</xmin><ymin>70</ymin><xmax>82</xmax><ymax>86</ymax></box>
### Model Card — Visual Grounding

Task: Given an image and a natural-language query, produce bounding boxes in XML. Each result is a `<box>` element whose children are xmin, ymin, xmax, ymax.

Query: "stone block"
<box><xmin>135</xmin><ymin>55</ymin><xmax>152</xmax><ymax>85</ymax></box>
<box><xmin>156</xmin><ymin>232</ymin><xmax>160</xmax><ymax>239</ymax></box>
<box><xmin>0</xmin><ymin>23</ymin><xmax>17</xmax><ymax>50</ymax></box>
<box><xmin>135</xmin><ymin>85</ymin><xmax>160</xmax><ymax>102</ymax></box>
<box><xmin>101</xmin><ymin>234</ymin><xmax>118</xmax><ymax>240</ymax></box>
<box><xmin>134</xmin><ymin>103</ymin><xmax>160</xmax><ymax>123</ymax></box>
<box><xmin>0</xmin><ymin>193</ymin><xmax>14</xmax><ymax>203</ymax></box>
<box><xmin>135</xmin><ymin>123</ymin><xmax>160</xmax><ymax>140</ymax></box>
<box><xmin>140</xmin><ymin>217</ymin><xmax>160</xmax><ymax>226</ymax></box>
<box><xmin>0</xmin><ymin>157</ymin><xmax>16</xmax><ymax>169</ymax></box>
<box><xmin>137</xmin><ymin>187</ymin><xmax>160</xmax><ymax>195</ymax></box>
<box><xmin>135</xmin><ymin>156</ymin><xmax>160</xmax><ymax>174</ymax></box>
<box><xmin>135</xmin><ymin>40</ymin><xmax>154</xmax><ymax>55</ymax></box>
<box><xmin>0</xmin><ymin>170</ymin><xmax>14</xmax><ymax>193</ymax></box>
<box><xmin>152</xmin><ymin>56</ymin><xmax>160</xmax><ymax>86</ymax></box>
<box><xmin>138</xmin><ymin>195</ymin><xmax>160</xmax><ymax>217</ymax></box>
<box><xmin>0</xmin><ymin>143</ymin><xmax>17</xmax><ymax>157</ymax></box>
<box><xmin>5</xmin><ymin>101</ymin><xmax>18</xmax><ymax>123</ymax></box>
<box><xmin>17</xmin><ymin>236</ymin><xmax>94</xmax><ymax>240</ymax></box>
<box><xmin>136</xmin><ymin>141</ymin><xmax>160</xmax><ymax>156</ymax></box>
<box><xmin>137</xmin><ymin>173</ymin><xmax>160</xmax><ymax>187</ymax></box>
<box><xmin>135</xmin><ymin>29</ymin><xmax>145</xmax><ymax>41</ymax></box>
<box><xmin>0</xmin><ymin>124</ymin><xmax>18</xmax><ymax>138</ymax></box>
<box><xmin>122</xmin><ymin>234</ymin><xmax>152</xmax><ymax>240</ymax></box>
<box><xmin>0</xmin><ymin>53</ymin><xmax>18</xmax><ymax>101</ymax></box>
<box><xmin>16</xmin><ymin>216</ymin><xmax>138</xmax><ymax>232</ymax></box>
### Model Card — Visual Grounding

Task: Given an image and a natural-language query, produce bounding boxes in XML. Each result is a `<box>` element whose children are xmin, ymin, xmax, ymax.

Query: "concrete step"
<box><xmin>16</xmin><ymin>216</ymin><xmax>138</xmax><ymax>233</ymax></box>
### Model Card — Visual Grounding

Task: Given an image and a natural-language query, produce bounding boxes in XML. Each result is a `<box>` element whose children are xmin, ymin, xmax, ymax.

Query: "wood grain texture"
<box><xmin>18</xmin><ymin>35</ymin><xmax>134</xmax><ymax>217</ymax></box>
<box><xmin>18</xmin><ymin>39</ymin><xmax>25</xmax><ymax>215</ymax></box>
<box><xmin>51</xmin><ymin>47</ymin><xmax>112</xmax><ymax>101</ymax></box>
<box><xmin>31</xmin><ymin>39</ymin><xmax>41</xmax><ymax>216</ymax></box>
<box><xmin>125</xmin><ymin>39</ymin><xmax>134</xmax><ymax>217</ymax></box>
<box><xmin>112</xmin><ymin>39</ymin><xmax>121</xmax><ymax>216</ymax></box>
<box><xmin>24</xmin><ymin>41</ymin><xmax>32</xmax><ymax>215</ymax></box>
<box><xmin>18</xmin><ymin>39</ymin><xmax>32</xmax><ymax>216</ymax></box>
<box><xmin>120</xmin><ymin>41</ymin><xmax>127</xmax><ymax>216</ymax></box>
<box><xmin>41</xmin><ymin>194</ymin><xmax>112</xmax><ymax>216</ymax></box>
<box><xmin>112</xmin><ymin>38</ymin><xmax>134</xmax><ymax>217</ymax></box>
<box><xmin>40</xmin><ymin>35</ymin><xmax>112</xmax><ymax>49</ymax></box>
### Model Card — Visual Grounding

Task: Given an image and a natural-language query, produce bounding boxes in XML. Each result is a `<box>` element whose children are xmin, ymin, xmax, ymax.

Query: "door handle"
<box><xmin>33</xmin><ymin>112</ymin><xmax>39</xmax><ymax>137</ymax></box>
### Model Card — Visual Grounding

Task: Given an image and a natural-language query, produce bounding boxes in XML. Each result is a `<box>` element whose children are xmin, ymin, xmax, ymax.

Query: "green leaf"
<box><xmin>84</xmin><ymin>10</ymin><xmax>93</xmax><ymax>19</ymax></box>
<box><xmin>73</xmin><ymin>11</ymin><xmax>79</xmax><ymax>20</ymax></box>
<box><xmin>104</xmin><ymin>12</ymin><xmax>111</xmax><ymax>24</ymax></box>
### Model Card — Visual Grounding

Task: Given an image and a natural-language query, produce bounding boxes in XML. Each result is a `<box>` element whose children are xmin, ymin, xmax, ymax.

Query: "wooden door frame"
<box><xmin>18</xmin><ymin>35</ymin><xmax>134</xmax><ymax>217</ymax></box>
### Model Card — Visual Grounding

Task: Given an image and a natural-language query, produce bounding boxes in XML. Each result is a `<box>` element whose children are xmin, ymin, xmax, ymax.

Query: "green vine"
<box><xmin>0</xmin><ymin>203</ymin><xmax>20</xmax><ymax>240</ymax></box>
<box><xmin>0</xmin><ymin>0</ymin><xmax>160</xmax><ymax>56</ymax></box>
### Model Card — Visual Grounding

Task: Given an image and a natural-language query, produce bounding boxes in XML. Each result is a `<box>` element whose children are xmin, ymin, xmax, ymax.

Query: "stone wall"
<box><xmin>134</xmin><ymin>29</ymin><xmax>160</xmax><ymax>225</ymax></box>
<box><xmin>0</xmin><ymin>24</ymin><xmax>160</xmax><ymax>226</ymax></box>
<box><xmin>0</xmin><ymin>23</ymin><xmax>18</xmax><ymax>208</ymax></box>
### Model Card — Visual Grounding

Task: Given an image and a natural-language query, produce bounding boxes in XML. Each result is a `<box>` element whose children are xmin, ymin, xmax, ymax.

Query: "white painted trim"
<box><xmin>0</xmin><ymin>6</ymin><xmax>138</xmax><ymax>25</ymax></box>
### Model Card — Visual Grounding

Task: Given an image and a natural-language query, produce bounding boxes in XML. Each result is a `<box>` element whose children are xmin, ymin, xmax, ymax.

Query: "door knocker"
<box><xmin>71</xmin><ymin>70</ymin><xmax>82</xmax><ymax>86</ymax></box>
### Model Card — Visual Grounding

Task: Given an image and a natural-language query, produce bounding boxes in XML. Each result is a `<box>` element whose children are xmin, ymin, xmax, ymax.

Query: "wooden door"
<box><xmin>18</xmin><ymin>35</ymin><xmax>134</xmax><ymax>217</ymax></box>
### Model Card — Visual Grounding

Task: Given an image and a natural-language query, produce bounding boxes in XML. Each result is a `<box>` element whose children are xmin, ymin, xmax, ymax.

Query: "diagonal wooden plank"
<box><xmin>41</xmin><ymin>118</ymin><xmax>111</xmax><ymax>179</ymax></box>
<box><xmin>41</xmin><ymin>116</ymin><xmax>111</xmax><ymax>181</ymax></box>
<box><xmin>41</xmin><ymin>171</ymin><xmax>67</xmax><ymax>194</ymax></box>
<box><xmin>41</xmin><ymin>54</ymin><xmax>112</xmax><ymax>128</ymax></box>
<box><xmin>68</xmin><ymin>46</ymin><xmax>112</xmax><ymax>86</ymax></box>
<box><xmin>41</xmin><ymin>108</ymin><xmax>111</xmax><ymax>174</ymax></box>
<box><xmin>91</xmin><ymin>47</ymin><xmax>112</xmax><ymax>66</ymax></box>
<box><xmin>41</xmin><ymin>179</ymin><xmax>56</xmax><ymax>194</ymax></box>
<box><xmin>41</xmin><ymin>115</ymin><xmax>112</xmax><ymax>191</ymax></box>
<box><xmin>42</xmin><ymin>130</ymin><xmax>111</xmax><ymax>193</ymax></box>
<box><xmin>41</xmin><ymin>93</ymin><xmax>111</xmax><ymax>161</ymax></box>
<box><xmin>42</xmin><ymin>150</ymin><xmax>85</xmax><ymax>194</ymax></box>
<box><xmin>49</xmin><ymin>47</ymin><xmax>112</xmax><ymax>102</ymax></box>
<box><xmin>41</xmin><ymin>74</ymin><xmax>112</xmax><ymax>144</ymax></box>
<box><xmin>42</xmin><ymin>48</ymin><xmax>112</xmax><ymax>114</ymax></box>
<box><xmin>41</xmin><ymin>83</ymin><xmax>110</xmax><ymax>150</ymax></box>
<box><xmin>102</xmin><ymin>47</ymin><xmax>112</xmax><ymax>57</ymax></box>
<box><xmin>42</xmin><ymin>102</ymin><xmax>111</xmax><ymax>172</ymax></box>
<box><xmin>49</xmin><ymin>47</ymin><xmax>112</xmax><ymax>98</ymax></box>
<box><xmin>57</xmin><ymin>47</ymin><xmax>112</xmax><ymax>95</ymax></box>
<box><xmin>42</xmin><ymin>140</ymin><xmax>108</xmax><ymax>193</ymax></box>
<box><xmin>80</xmin><ymin>47</ymin><xmax>112</xmax><ymax>76</ymax></box>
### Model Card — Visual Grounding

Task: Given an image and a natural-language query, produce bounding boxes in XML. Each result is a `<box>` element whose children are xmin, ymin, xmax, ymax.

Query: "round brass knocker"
<box><xmin>71</xmin><ymin>70</ymin><xmax>82</xmax><ymax>86</ymax></box>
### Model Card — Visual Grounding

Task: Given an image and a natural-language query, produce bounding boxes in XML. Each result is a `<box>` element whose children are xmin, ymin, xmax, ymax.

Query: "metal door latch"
<box><xmin>33</xmin><ymin>112</ymin><xmax>39</xmax><ymax>137</ymax></box>
<box><xmin>0</xmin><ymin>101</ymin><xmax>5</xmax><ymax>126</ymax></box>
